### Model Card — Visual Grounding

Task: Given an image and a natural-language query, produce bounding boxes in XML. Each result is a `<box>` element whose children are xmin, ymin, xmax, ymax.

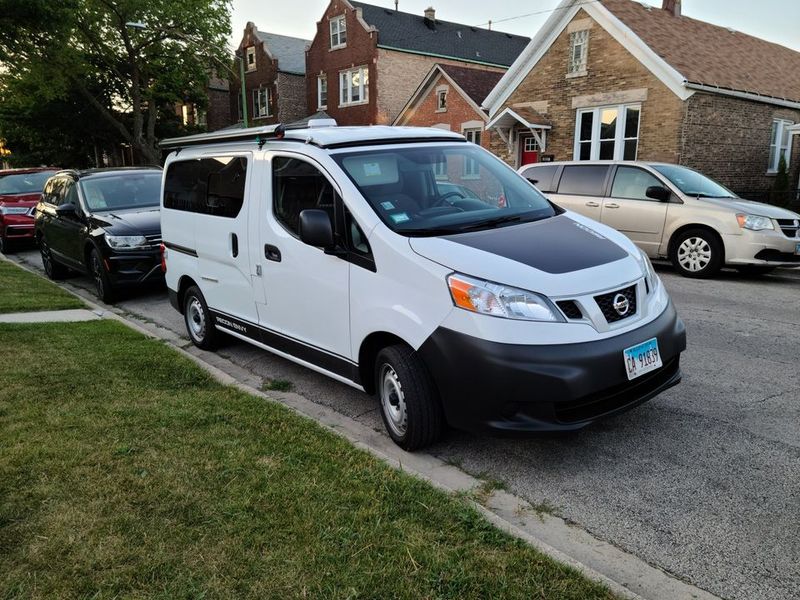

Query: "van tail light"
<box><xmin>159</xmin><ymin>243</ymin><xmax>167</xmax><ymax>273</ymax></box>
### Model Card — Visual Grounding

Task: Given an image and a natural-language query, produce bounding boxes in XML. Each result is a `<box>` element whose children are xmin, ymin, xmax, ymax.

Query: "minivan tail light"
<box><xmin>159</xmin><ymin>243</ymin><xmax>167</xmax><ymax>273</ymax></box>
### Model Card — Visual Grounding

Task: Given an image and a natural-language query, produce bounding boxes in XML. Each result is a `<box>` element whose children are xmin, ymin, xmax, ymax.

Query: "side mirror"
<box><xmin>299</xmin><ymin>209</ymin><xmax>334</xmax><ymax>249</ymax></box>
<box><xmin>646</xmin><ymin>186</ymin><xmax>671</xmax><ymax>202</ymax></box>
<box><xmin>55</xmin><ymin>202</ymin><xmax>76</xmax><ymax>216</ymax></box>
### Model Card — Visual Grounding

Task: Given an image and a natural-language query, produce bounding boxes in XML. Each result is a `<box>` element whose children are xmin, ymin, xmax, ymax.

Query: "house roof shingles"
<box><xmin>601</xmin><ymin>0</ymin><xmax>800</xmax><ymax>103</ymax></box>
<box><xmin>349</xmin><ymin>1</ymin><xmax>530</xmax><ymax>68</ymax></box>
<box><xmin>254</xmin><ymin>31</ymin><xmax>310</xmax><ymax>75</ymax></box>
<box><xmin>439</xmin><ymin>65</ymin><xmax>504</xmax><ymax>106</ymax></box>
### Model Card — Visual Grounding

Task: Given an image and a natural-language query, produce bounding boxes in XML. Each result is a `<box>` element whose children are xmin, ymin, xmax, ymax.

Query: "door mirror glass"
<box><xmin>55</xmin><ymin>202</ymin><xmax>76</xmax><ymax>216</ymax></box>
<box><xmin>645</xmin><ymin>185</ymin><xmax>671</xmax><ymax>202</ymax></box>
<box><xmin>299</xmin><ymin>209</ymin><xmax>334</xmax><ymax>249</ymax></box>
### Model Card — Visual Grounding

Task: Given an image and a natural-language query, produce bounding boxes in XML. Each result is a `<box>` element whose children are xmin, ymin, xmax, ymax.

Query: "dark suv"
<box><xmin>34</xmin><ymin>167</ymin><xmax>163</xmax><ymax>302</ymax></box>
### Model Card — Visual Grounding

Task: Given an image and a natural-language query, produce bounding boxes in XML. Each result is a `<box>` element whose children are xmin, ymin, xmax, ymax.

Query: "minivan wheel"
<box><xmin>90</xmin><ymin>248</ymin><xmax>115</xmax><ymax>304</ymax></box>
<box><xmin>375</xmin><ymin>344</ymin><xmax>442</xmax><ymax>451</ymax></box>
<box><xmin>670</xmin><ymin>229</ymin><xmax>723</xmax><ymax>278</ymax></box>
<box><xmin>40</xmin><ymin>238</ymin><xmax>68</xmax><ymax>280</ymax></box>
<box><xmin>184</xmin><ymin>285</ymin><xmax>219</xmax><ymax>350</ymax></box>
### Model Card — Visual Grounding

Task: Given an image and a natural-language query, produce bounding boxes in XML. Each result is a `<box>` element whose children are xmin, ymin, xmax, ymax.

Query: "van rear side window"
<box><xmin>164</xmin><ymin>157</ymin><xmax>247</xmax><ymax>218</ymax></box>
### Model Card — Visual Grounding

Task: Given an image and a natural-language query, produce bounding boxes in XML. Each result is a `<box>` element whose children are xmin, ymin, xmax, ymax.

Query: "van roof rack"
<box><xmin>160</xmin><ymin>124</ymin><xmax>287</xmax><ymax>151</ymax></box>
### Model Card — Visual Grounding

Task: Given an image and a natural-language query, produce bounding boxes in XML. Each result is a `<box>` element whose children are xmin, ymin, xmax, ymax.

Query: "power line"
<box><xmin>474</xmin><ymin>0</ymin><xmax>603</xmax><ymax>29</ymax></box>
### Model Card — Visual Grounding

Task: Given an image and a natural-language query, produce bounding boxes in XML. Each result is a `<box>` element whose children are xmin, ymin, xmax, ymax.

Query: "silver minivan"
<box><xmin>520</xmin><ymin>161</ymin><xmax>800</xmax><ymax>278</ymax></box>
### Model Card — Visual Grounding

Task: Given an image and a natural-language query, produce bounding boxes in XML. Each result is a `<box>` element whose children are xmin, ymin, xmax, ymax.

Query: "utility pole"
<box><xmin>238</xmin><ymin>53</ymin><xmax>249</xmax><ymax>128</ymax></box>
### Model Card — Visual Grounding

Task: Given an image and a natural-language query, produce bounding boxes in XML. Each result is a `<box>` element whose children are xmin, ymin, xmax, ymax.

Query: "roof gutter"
<box><xmin>685</xmin><ymin>82</ymin><xmax>800</xmax><ymax>110</ymax></box>
<box><xmin>376</xmin><ymin>44</ymin><xmax>510</xmax><ymax>69</ymax></box>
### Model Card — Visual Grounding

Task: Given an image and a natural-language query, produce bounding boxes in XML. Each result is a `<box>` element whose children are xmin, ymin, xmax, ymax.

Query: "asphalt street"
<box><xmin>10</xmin><ymin>248</ymin><xmax>800</xmax><ymax>600</ymax></box>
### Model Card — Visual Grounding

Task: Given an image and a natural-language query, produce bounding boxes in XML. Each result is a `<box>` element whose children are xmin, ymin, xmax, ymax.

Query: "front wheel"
<box><xmin>183</xmin><ymin>285</ymin><xmax>219</xmax><ymax>350</ymax></box>
<box><xmin>0</xmin><ymin>235</ymin><xmax>9</xmax><ymax>254</ymax></box>
<box><xmin>90</xmin><ymin>248</ymin><xmax>115</xmax><ymax>304</ymax></box>
<box><xmin>670</xmin><ymin>229</ymin><xmax>723</xmax><ymax>278</ymax></box>
<box><xmin>375</xmin><ymin>344</ymin><xmax>443</xmax><ymax>451</ymax></box>
<box><xmin>40</xmin><ymin>238</ymin><xmax>68</xmax><ymax>280</ymax></box>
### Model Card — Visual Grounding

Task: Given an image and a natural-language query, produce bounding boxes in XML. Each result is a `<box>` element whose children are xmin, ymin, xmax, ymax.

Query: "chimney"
<box><xmin>662</xmin><ymin>0</ymin><xmax>681</xmax><ymax>16</ymax></box>
<box><xmin>424</xmin><ymin>6</ymin><xmax>435</xmax><ymax>21</ymax></box>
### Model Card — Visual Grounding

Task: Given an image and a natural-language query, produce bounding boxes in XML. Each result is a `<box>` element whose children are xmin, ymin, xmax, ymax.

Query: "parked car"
<box><xmin>34</xmin><ymin>167</ymin><xmax>163</xmax><ymax>302</ymax></box>
<box><xmin>0</xmin><ymin>167</ymin><xmax>59</xmax><ymax>253</ymax></box>
<box><xmin>160</xmin><ymin>123</ymin><xmax>686</xmax><ymax>450</ymax></box>
<box><xmin>520</xmin><ymin>161</ymin><xmax>800</xmax><ymax>278</ymax></box>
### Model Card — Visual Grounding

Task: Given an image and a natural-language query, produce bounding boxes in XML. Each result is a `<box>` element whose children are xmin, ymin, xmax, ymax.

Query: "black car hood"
<box><xmin>90</xmin><ymin>207</ymin><xmax>161</xmax><ymax>236</ymax></box>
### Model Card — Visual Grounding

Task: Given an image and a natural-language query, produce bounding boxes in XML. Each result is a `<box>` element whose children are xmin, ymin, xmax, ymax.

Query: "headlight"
<box><xmin>105</xmin><ymin>234</ymin><xmax>147</xmax><ymax>249</ymax></box>
<box><xmin>0</xmin><ymin>206</ymin><xmax>30</xmax><ymax>215</ymax></box>
<box><xmin>447</xmin><ymin>273</ymin><xmax>563</xmax><ymax>322</ymax></box>
<box><xmin>736</xmin><ymin>214</ymin><xmax>773</xmax><ymax>231</ymax></box>
<box><xmin>639</xmin><ymin>249</ymin><xmax>660</xmax><ymax>293</ymax></box>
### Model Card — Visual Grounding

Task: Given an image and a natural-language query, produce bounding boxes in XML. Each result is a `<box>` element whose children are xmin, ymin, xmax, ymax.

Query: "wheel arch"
<box><xmin>668</xmin><ymin>224</ymin><xmax>726</xmax><ymax>264</ymax></box>
<box><xmin>357</xmin><ymin>331</ymin><xmax>412</xmax><ymax>395</ymax></box>
<box><xmin>175</xmin><ymin>275</ymin><xmax>200</xmax><ymax>314</ymax></box>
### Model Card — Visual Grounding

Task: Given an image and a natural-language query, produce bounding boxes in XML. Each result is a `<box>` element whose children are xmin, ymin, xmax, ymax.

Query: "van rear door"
<box><xmin>550</xmin><ymin>165</ymin><xmax>610</xmax><ymax>221</ymax></box>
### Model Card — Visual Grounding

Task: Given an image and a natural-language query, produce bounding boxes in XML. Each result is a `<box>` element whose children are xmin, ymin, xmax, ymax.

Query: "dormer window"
<box><xmin>569</xmin><ymin>30</ymin><xmax>589</xmax><ymax>75</ymax></box>
<box><xmin>246</xmin><ymin>46</ymin><xmax>256</xmax><ymax>71</ymax></box>
<box><xmin>330</xmin><ymin>15</ymin><xmax>347</xmax><ymax>49</ymax></box>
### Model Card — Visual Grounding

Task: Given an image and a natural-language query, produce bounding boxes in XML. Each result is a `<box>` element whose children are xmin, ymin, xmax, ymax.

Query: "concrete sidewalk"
<box><xmin>0</xmin><ymin>309</ymin><xmax>104</xmax><ymax>323</ymax></box>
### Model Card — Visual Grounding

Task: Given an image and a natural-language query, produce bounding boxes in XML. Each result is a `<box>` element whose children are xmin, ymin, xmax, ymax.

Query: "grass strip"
<box><xmin>0</xmin><ymin>259</ymin><xmax>84</xmax><ymax>313</ymax></box>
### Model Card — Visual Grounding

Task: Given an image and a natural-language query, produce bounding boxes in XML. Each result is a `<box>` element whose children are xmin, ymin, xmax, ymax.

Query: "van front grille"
<box><xmin>776</xmin><ymin>219</ymin><xmax>799</xmax><ymax>238</ymax></box>
<box><xmin>594</xmin><ymin>285</ymin><xmax>637</xmax><ymax>324</ymax></box>
<box><xmin>557</xmin><ymin>300</ymin><xmax>583</xmax><ymax>320</ymax></box>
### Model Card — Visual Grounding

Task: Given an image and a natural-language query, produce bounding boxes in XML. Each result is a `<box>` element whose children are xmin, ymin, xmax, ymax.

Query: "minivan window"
<box><xmin>556</xmin><ymin>165</ymin><xmax>609</xmax><ymax>196</ymax></box>
<box><xmin>83</xmin><ymin>171</ymin><xmax>162</xmax><ymax>213</ymax></box>
<box><xmin>610</xmin><ymin>166</ymin><xmax>664</xmax><ymax>201</ymax></box>
<box><xmin>273</xmin><ymin>156</ymin><xmax>336</xmax><ymax>236</ymax></box>
<box><xmin>333</xmin><ymin>144</ymin><xmax>556</xmax><ymax>236</ymax></box>
<box><xmin>164</xmin><ymin>158</ymin><xmax>246</xmax><ymax>217</ymax></box>
<box><xmin>520</xmin><ymin>164</ymin><xmax>559</xmax><ymax>193</ymax></box>
<box><xmin>651</xmin><ymin>164</ymin><xmax>737</xmax><ymax>199</ymax></box>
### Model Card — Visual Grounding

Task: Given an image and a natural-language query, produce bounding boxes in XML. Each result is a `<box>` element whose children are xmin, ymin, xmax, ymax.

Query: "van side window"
<box><xmin>273</xmin><ymin>156</ymin><xmax>336</xmax><ymax>236</ymax></box>
<box><xmin>556</xmin><ymin>165</ymin><xmax>609</xmax><ymax>196</ymax></box>
<box><xmin>610</xmin><ymin>166</ymin><xmax>663</xmax><ymax>201</ymax></box>
<box><xmin>164</xmin><ymin>157</ymin><xmax>247</xmax><ymax>218</ymax></box>
<box><xmin>520</xmin><ymin>165</ymin><xmax>558</xmax><ymax>193</ymax></box>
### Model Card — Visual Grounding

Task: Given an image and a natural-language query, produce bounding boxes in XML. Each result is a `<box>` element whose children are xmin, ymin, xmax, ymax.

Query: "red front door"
<box><xmin>520</xmin><ymin>135</ymin><xmax>539</xmax><ymax>166</ymax></box>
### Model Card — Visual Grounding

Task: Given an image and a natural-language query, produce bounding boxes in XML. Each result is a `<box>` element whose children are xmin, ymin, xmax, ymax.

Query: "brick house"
<box><xmin>304</xmin><ymin>1</ymin><xmax>528</xmax><ymax>126</ymax></box>
<box><xmin>231</xmin><ymin>22</ymin><xmax>309</xmax><ymax>127</ymax></box>
<box><xmin>483</xmin><ymin>0</ymin><xmax>800</xmax><ymax>201</ymax></box>
<box><xmin>393</xmin><ymin>64</ymin><xmax>503</xmax><ymax>151</ymax></box>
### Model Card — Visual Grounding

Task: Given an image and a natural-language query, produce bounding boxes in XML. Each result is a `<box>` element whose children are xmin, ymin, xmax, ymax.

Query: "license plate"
<box><xmin>624</xmin><ymin>338</ymin><xmax>662</xmax><ymax>381</ymax></box>
<box><xmin>795</xmin><ymin>243</ymin><xmax>800</xmax><ymax>256</ymax></box>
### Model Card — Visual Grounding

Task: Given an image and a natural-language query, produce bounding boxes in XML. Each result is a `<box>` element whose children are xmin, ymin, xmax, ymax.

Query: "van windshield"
<box><xmin>333</xmin><ymin>144</ymin><xmax>557</xmax><ymax>236</ymax></box>
<box><xmin>651</xmin><ymin>164</ymin><xmax>737</xmax><ymax>199</ymax></box>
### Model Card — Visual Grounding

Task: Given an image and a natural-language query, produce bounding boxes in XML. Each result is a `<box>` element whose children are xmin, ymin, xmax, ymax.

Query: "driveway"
<box><xmin>10</xmin><ymin>247</ymin><xmax>800</xmax><ymax>600</ymax></box>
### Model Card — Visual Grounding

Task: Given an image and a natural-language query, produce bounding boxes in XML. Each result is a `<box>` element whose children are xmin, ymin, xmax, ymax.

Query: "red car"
<box><xmin>0</xmin><ymin>167</ymin><xmax>60</xmax><ymax>253</ymax></box>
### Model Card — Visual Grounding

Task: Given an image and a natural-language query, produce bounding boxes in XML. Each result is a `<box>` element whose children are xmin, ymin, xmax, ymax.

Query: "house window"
<box><xmin>433</xmin><ymin>157</ymin><xmax>447</xmax><ymax>179</ymax></box>
<box><xmin>340</xmin><ymin>66</ymin><xmax>369</xmax><ymax>106</ymax></box>
<box><xmin>769</xmin><ymin>119</ymin><xmax>794</xmax><ymax>172</ymax></box>
<box><xmin>574</xmin><ymin>104</ymin><xmax>640</xmax><ymax>161</ymax></box>
<box><xmin>569</xmin><ymin>30</ymin><xmax>589</xmax><ymax>74</ymax></box>
<box><xmin>246</xmin><ymin>46</ymin><xmax>256</xmax><ymax>72</ymax></box>
<box><xmin>253</xmin><ymin>87</ymin><xmax>271</xmax><ymax>118</ymax></box>
<box><xmin>330</xmin><ymin>15</ymin><xmax>347</xmax><ymax>49</ymax></box>
<box><xmin>437</xmin><ymin>90</ymin><xmax>447</xmax><ymax>111</ymax></box>
<box><xmin>523</xmin><ymin>136</ymin><xmax>539</xmax><ymax>152</ymax></box>
<box><xmin>317</xmin><ymin>76</ymin><xmax>328</xmax><ymax>110</ymax></box>
<box><xmin>464</xmin><ymin>129</ymin><xmax>482</xmax><ymax>176</ymax></box>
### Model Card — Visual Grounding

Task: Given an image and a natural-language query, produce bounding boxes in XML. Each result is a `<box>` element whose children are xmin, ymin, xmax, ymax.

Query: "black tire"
<box><xmin>669</xmin><ymin>228</ymin><xmax>723</xmax><ymax>278</ymax></box>
<box><xmin>0</xmin><ymin>235</ymin><xmax>9</xmax><ymax>254</ymax></box>
<box><xmin>736</xmin><ymin>265</ymin><xmax>776</xmax><ymax>276</ymax></box>
<box><xmin>183</xmin><ymin>285</ymin><xmax>219</xmax><ymax>350</ymax></box>
<box><xmin>89</xmin><ymin>248</ymin><xmax>115</xmax><ymax>304</ymax></box>
<box><xmin>375</xmin><ymin>344</ymin><xmax>442</xmax><ymax>451</ymax></box>
<box><xmin>40</xmin><ymin>237</ymin><xmax>68</xmax><ymax>280</ymax></box>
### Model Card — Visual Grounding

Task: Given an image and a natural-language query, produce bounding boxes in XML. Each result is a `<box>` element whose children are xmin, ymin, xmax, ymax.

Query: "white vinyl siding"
<box><xmin>769</xmin><ymin>119</ymin><xmax>793</xmax><ymax>173</ymax></box>
<box><xmin>574</xmin><ymin>104</ymin><xmax>640</xmax><ymax>161</ymax></box>
<box><xmin>569</xmin><ymin>30</ymin><xmax>589</xmax><ymax>75</ymax></box>
<box><xmin>330</xmin><ymin>15</ymin><xmax>347</xmax><ymax>49</ymax></box>
<box><xmin>339</xmin><ymin>66</ymin><xmax>369</xmax><ymax>106</ymax></box>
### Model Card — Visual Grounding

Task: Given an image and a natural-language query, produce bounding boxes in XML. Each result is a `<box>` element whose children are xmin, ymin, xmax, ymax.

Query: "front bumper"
<box><xmin>417</xmin><ymin>301</ymin><xmax>686</xmax><ymax>434</ymax></box>
<box><xmin>106</xmin><ymin>250</ymin><xmax>164</xmax><ymax>287</ymax></box>
<box><xmin>724</xmin><ymin>230</ymin><xmax>800</xmax><ymax>267</ymax></box>
<box><xmin>1</xmin><ymin>215</ymin><xmax>36</xmax><ymax>241</ymax></box>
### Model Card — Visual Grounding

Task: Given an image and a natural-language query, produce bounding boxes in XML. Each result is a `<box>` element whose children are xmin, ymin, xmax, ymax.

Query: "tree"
<box><xmin>0</xmin><ymin>0</ymin><xmax>231</xmax><ymax>165</ymax></box>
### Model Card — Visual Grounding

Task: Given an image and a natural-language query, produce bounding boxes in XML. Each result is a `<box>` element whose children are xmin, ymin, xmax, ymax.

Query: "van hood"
<box><xmin>409</xmin><ymin>213</ymin><xmax>645</xmax><ymax>297</ymax></box>
<box><xmin>702</xmin><ymin>197</ymin><xmax>800</xmax><ymax>220</ymax></box>
<box><xmin>89</xmin><ymin>207</ymin><xmax>161</xmax><ymax>236</ymax></box>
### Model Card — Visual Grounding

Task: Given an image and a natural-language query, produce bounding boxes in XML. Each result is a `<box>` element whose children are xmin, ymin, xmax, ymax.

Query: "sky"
<box><xmin>228</xmin><ymin>0</ymin><xmax>800</xmax><ymax>52</ymax></box>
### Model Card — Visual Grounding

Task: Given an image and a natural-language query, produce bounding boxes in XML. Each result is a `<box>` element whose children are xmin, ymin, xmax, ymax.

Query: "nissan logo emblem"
<box><xmin>612</xmin><ymin>293</ymin><xmax>630</xmax><ymax>316</ymax></box>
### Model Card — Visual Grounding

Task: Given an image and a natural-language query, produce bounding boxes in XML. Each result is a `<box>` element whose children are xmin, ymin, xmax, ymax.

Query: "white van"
<box><xmin>160</xmin><ymin>123</ymin><xmax>686</xmax><ymax>450</ymax></box>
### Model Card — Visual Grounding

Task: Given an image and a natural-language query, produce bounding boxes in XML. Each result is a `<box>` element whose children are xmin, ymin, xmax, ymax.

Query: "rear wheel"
<box><xmin>375</xmin><ymin>344</ymin><xmax>442</xmax><ymax>451</ymax></box>
<box><xmin>184</xmin><ymin>285</ymin><xmax>219</xmax><ymax>350</ymax></box>
<box><xmin>40</xmin><ymin>238</ymin><xmax>68</xmax><ymax>280</ymax></box>
<box><xmin>670</xmin><ymin>229</ymin><xmax>723</xmax><ymax>278</ymax></box>
<box><xmin>90</xmin><ymin>248</ymin><xmax>115</xmax><ymax>304</ymax></box>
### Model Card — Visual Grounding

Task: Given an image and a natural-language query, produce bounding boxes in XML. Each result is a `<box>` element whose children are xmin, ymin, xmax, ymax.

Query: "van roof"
<box><xmin>160</xmin><ymin>123</ymin><xmax>466</xmax><ymax>152</ymax></box>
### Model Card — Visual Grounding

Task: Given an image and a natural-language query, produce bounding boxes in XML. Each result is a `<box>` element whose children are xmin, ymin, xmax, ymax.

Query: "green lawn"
<box><xmin>0</xmin><ymin>259</ymin><xmax>84</xmax><ymax>313</ymax></box>
<box><xmin>0</xmin><ymin>319</ymin><xmax>617</xmax><ymax>599</ymax></box>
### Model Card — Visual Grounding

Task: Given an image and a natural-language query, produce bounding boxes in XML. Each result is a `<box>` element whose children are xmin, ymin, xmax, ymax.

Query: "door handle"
<box><xmin>264</xmin><ymin>244</ymin><xmax>281</xmax><ymax>262</ymax></box>
<box><xmin>585</xmin><ymin>201</ymin><xmax>600</xmax><ymax>208</ymax></box>
<box><xmin>231</xmin><ymin>233</ymin><xmax>238</xmax><ymax>258</ymax></box>
<box><xmin>605</xmin><ymin>203</ymin><xmax>620</xmax><ymax>209</ymax></box>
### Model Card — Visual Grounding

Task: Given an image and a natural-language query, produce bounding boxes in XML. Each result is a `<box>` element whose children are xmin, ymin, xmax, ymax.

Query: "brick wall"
<box><xmin>680</xmin><ymin>92</ymin><xmax>800</xmax><ymax>197</ymax></box>
<box><xmin>276</xmin><ymin>72</ymin><xmax>308</xmax><ymax>124</ymax></box>
<box><xmin>489</xmin><ymin>9</ymin><xmax>684</xmax><ymax>167</ymax></box>
<box><xmin>206</xmin><ymin>85</ymin><xmax>233</xmax><ymax>131</ymax></box>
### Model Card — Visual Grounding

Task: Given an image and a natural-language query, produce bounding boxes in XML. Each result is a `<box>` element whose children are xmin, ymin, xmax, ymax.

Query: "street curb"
<box><xmin>2</xmin><ymin>253</ymin><xmax>722</xmax><ymax>600</ymax></box>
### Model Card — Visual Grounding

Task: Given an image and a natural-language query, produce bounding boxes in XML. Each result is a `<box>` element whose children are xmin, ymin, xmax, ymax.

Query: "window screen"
<box><xmin>273</xmin><ymin>156</ymin><xmax>336</xmax><ymax>236</ymax></box>
<box><xmin>164</xmin><ymin>157</ymin><xmax>247</xmax><ymax>218</ymax></box>
<box><xmin>520</xmin><ymin>165</ymin><xmax>559</xmax><ymax>193</ymax></box>
<box><xmin>557</xmin><ymin>165</ymin><xmax>609</xmax><ymax>196</ymax></box>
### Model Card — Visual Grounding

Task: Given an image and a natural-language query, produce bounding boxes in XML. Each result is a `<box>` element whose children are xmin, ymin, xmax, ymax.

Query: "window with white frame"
<box><xmin>340</xmin><ymin>66</ymin><xmax>368</xmax><ymax>106</ymax></box>
<box><xmin>769</xmin><ymin>119</ymin><xmax>794</xmax><ymax>172</ymax></box>
<box><xmin>317</xmin><ymin>76</ymin><xmax>328</xmax><ymax>109</ymax></box>
<box><xmin>253</xmin><ymin>87</ymin><xmax>271</xmax><ymax>118</ymax></box>
<box><xmin>437</xmin><ymin>90</ymin><xmax>447</xmax><ymax>111</ymax></box>
<box><xmin>569</xmin><ymin>30</ymin><xmax>589</xmax><ymax>74</ymax></box>
<box><xmin>574</xmin><ymin>104</ymin><xmax>640</xmax><ymax>161</ymax></box>
<box><xmin>330</xmin><ymin>15</ymin><xmax>347</xmax><ymax>49</ymax></box>
<box><xmin>464</xmin><ymin>129</ymin><xmax>482</xmax><ymax>176</ymax></box>
<box><xmin>246</xmin><ymin>46</ymin><xmax>256</xmax><ymax>71</ymax></box>
<box><xmin>433</xmin><ymin>157</ymin><xmax>447</xmax><ymax>179</ymax></box>
<box><xmin>523</xmin><ymin>136</ymin><xmax>540</xmax><ymax>152</ymax></box>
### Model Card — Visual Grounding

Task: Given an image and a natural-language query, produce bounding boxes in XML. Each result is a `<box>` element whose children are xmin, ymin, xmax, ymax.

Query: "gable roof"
<box><xmin>254</xmin><ymin>30</ymin><xmax>310</xmax><ymax>75</ymax></box>
<box><xmin>484</xmin><ymin>0</ymin><xmax>800</xmax><ymax>115</ymax></box>
<box><xmin>349</xmin><ymin>1</ymin><xmax>529</xmax><ymax>68</ymax></box>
